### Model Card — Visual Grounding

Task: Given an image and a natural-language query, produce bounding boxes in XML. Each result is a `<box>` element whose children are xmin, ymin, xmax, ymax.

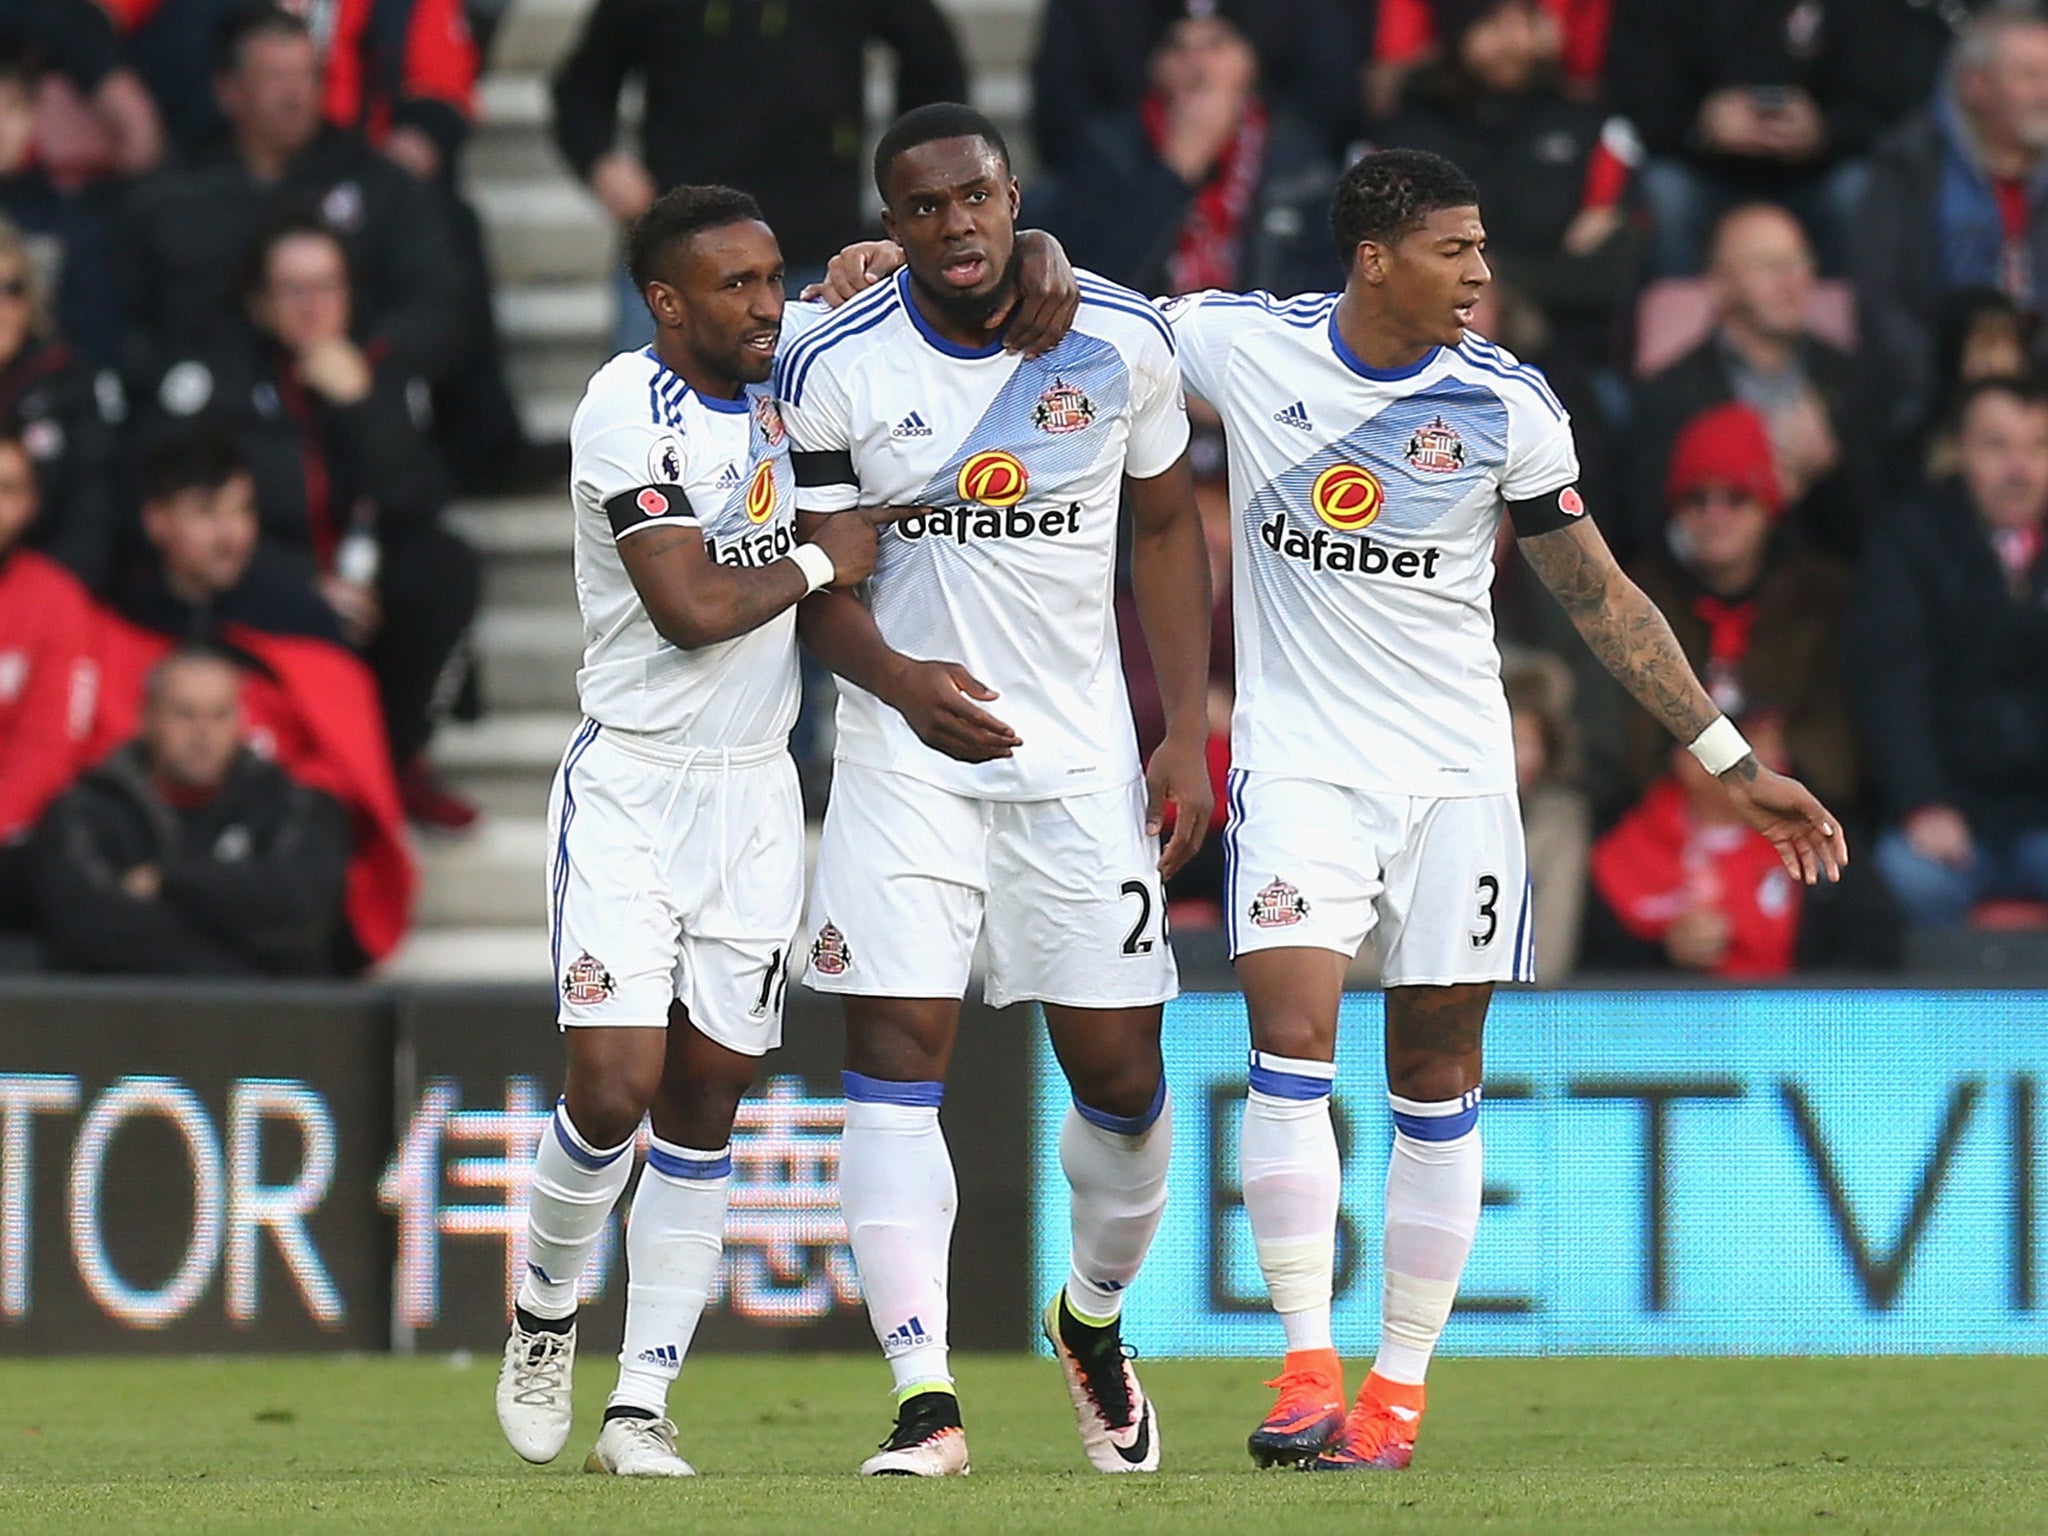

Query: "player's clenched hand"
<box><xmin>881</xmin><ymin>659</ymin><xmax>1023</xmax><ymax>763</ymax></box>
<box><xmin>805</xmin><ymin>241</ymin><xmax>905</xmax><ymax>306</ymax></box>
<box><xmin>1720</xmin><ymin>765</ymin><xmax>1848</xmax><ymax>886</ymax></box>
<box><xmin>1146</xmin><ymin>732</ymin><xmax>1213</xmax><ymax>879</ymax></box>
<box><xmin>802</xmin><ymin>506</ymin><xmax>923</xmax><ymax>587</ymax></box>
<box><xmin>991</xmin><ymin>230</ymin><xmax>1078</xmax><ymax>358</ymax></box>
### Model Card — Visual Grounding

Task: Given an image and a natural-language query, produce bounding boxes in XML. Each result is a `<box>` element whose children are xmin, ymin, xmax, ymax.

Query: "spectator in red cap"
<box><xmin>1623</xmin><ymin>400</ymin><xmax>1860</xmax><ymax>813</ymax></box>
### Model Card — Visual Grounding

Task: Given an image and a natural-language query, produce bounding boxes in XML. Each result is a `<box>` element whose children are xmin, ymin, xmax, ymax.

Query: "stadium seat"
<box><xmin>1632</xmin><ymin>279</ymin><xmax>1857</xmax><ymax>377</ymax></box>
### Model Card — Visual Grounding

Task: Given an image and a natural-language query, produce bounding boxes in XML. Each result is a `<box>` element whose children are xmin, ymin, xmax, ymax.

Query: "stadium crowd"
<box><xmin>2</xmin><ymin>0</ymin><xmax>2048</xmax><ymax>981</ymax></box>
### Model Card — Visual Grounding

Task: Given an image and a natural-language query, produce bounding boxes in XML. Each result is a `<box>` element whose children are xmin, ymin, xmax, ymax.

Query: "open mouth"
<box><xmin>939</xmin><ymin>252</ymin><xmax>989</xmax><ymax>289</ymax></box>
<box><xmin>1452</xmin><ymin>299</ymin><xmax>1477</xmax><ymax>326</ymax></box>
<box><xmin>741</xmin><ymin>330</ymin><xmax>778</xmax><ymax>356</ymax></box>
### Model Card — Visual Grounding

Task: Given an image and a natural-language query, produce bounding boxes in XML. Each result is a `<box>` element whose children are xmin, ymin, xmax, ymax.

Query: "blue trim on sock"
<box><xmin>841</xmin><ymin>1070</ymin><xmax>944</xmax><ymax>1107</ymax></box>
<box><xmin>646</xmin><ymin>1144</ymin><xmax>732</xmax><ymax>1181</ymax></box>
<box><xmin>551</xmin><ymin>1101</ymin><xmax>630</xmax><ymax>1169</ymax></box>
<box><xmin>1392</xmin><ymin>1104</ymin><xmax>1480</xmax><ymax>1141</ymax></box>
<box><xmin>1073</xmin><ymin>1076</ymin><xmax>1167</xmax><ymax>1136</ymax></box>
<box><xmin>1249</xmin><ymin>1064</ymin><xmax>1335</xmax><ymax>1100</ymax></box>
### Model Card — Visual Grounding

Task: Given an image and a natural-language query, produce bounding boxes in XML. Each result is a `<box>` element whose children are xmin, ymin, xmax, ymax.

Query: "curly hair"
<box><xmin>1329</xmin><ymin>148</ymin><xmax>1482</xmax><ymax>265</ymax></box>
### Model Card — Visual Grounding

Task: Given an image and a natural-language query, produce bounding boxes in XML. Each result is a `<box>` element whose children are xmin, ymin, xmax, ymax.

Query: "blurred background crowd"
<box><xmin>2</xmin><ymin>0</ymin><xmax>2047</xmax><ymax>987</ymax></box>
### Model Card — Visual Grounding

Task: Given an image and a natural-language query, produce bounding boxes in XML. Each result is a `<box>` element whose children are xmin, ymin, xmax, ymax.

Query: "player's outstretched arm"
<box><xmin>1125</xmin><ymin>453</ymin><xmax>1215</xmax><ymax>877</ymax></box>
<box><xmin>619</xmin><ymin>508</ymin><xmax>908</xmax><ymax>650</ymax></box>
<box><xmin>1518</xmin><ymin>516</ymin><xmax>1848</xmax><ymax>885</ymax></box>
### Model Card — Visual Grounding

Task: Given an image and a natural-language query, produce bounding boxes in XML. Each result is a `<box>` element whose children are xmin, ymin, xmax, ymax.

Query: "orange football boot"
<box><xmin>1246</xmin><ymin>1348</ymin><xmax>1346</xmax><ymax>1468</ymax></box>
<box><xmin>1309</xmin><ymin>1371</ymin><xmax>1425</xmax><ymax>1471</ymax></box>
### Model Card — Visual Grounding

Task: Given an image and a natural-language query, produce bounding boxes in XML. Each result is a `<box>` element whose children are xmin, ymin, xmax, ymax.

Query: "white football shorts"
<box><xmin>546</xmin><ymin>721</ymin><xmax>803</xmax><ymax>1051</ymax></box>
<box><xmin>1223</xmin><ymin>769</ymin><xmax>1535</xmax><ymax>986</ymax></box>
<box><xmin>802</xmin><ymin>761</ymin><xmax>1178</xmax><ymax>1010</ymax></box>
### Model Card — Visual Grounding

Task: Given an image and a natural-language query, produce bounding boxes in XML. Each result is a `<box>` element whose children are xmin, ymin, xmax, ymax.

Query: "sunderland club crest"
<box><xmin>1032</xmin><ymin>378</ymin><xmax>1096</xmax><ymax>435</ymax></box>
<box><xmin>562</xmin><ymin>952</ymin><xmax>616</xmax><ymax>1005</ymax></box>
<box><xmin>810</xmin><ymin>922</ymin><xmax>852</xmax><ymax>977</ymax></box>
<box><xmin>1249</xmin><ymin>878</ymin><xmax>1310</xmax><ymax>929</ymax></box>
<box><xmin>1404</xmin><ymin>416</ymin><xmax>1466</xmax><ymax>473</ymax></box>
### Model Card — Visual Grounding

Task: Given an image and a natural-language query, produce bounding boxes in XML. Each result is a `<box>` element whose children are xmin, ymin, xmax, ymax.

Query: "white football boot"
<box><xmin>584</xmin><ymin>1415</ymin><xmax>695</xmax><ymax>1476</ymax></box>
<box><xmin>495</xmin><ymin>1318</ymin><xmax>576</xmax><ymax>1464</ymax></box>
<box><xmin>1043</xmin><ymin>1292</ymin><xmax>1161</xmax><ymax>1473</ymax></box>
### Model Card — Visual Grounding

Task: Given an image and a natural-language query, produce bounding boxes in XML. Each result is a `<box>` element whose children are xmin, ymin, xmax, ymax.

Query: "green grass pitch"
<box><xmin>1</xmin><ymin>1354</ymin><xmax>2043</xmax><ymax>1534</ymax></box>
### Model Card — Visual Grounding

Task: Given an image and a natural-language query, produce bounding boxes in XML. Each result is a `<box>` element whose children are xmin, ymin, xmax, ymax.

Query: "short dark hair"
<box><xmin>872</xmin><ymin>102</ymin><xmax>1010</xmax><ymax>200</ymax></box>
<box><xmin>1954</xmin><ymin>372</ymin><xmax>2048</xmax><ymax>426</ymax></box>
<box><xmin>144</xmin><ymin>640</ymin><xmax>246</xmax><ymax>707</ymax></box>
<box><xmin>1329</xmin><ymin>148</ymin><xmax>1482</xmax><ymax>264</ymax></box>
<box><xmin>142</xmin><ymin>428</ymin><xmax>248</xmax><ymax>504</ymax></box>
<box><xmin>241</xmin><ymin>210</ymin><xmax>348</xmax><ymax>304</ymax></box>
<box><xmin>214</xmin><ymin>3</ymin><xmax>310</xmax><ymax>75</ymax></box>
<box><xmin>0</xmin><ymin>38</ymin><xmax>43</xmax><ymax>91</ymax></box>
<box><xmin>627</xmin><ymin>184</ymin><xmax>765</xmax><ymax>292</ymax></box>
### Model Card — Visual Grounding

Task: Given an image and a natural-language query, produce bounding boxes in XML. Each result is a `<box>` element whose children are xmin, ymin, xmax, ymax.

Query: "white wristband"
<box><xmin>1687</xmin><ymin>715</ymin><xmax>1752</xmax><ymax>777</ymax></box>
<box><xmin>787</xmin><ymin>542</ymin><xmax>837</xmax><ymax>594</ymax></box>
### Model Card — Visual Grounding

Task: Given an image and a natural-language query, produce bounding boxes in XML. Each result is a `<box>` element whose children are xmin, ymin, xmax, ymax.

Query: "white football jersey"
<box><xmin>567</xmin><ymin>334</ymin><xmax>816</xmax><ymax>750</ymax></box>
<box><xmin>776</xmin><ymin>269</ymin><xmax>1190</xmax><ymax>800</ymax></box>
<box><xmin>1162</xmin><ymin>290</ymin><xmax>1580</xmax><ymax>796</ymax></box>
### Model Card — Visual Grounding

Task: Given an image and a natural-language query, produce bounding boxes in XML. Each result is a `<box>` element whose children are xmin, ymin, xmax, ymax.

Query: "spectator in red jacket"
<box><xmin>1585</xmin><ymin>710</ymin><xmax>1899</xmax><ymax>974</ymax></box>
<box><xmin>0</xmin><ymin>427</ymin><xmax>97</xmax><ymax>929</ymax></box>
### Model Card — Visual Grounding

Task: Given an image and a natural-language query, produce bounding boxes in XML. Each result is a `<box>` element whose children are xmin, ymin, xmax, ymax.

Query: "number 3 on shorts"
<box><xmin>1472</xmin><ymin>874</ymin><xmax>1500</xmax><ymax>949</ymax></box>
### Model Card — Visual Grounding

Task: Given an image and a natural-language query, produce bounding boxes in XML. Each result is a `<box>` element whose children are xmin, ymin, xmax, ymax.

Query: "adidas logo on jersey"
<box><xmin>891</xmin><ymin>411</ymin><xmax>933</xmax><ymax>439</ymax></box>
<box><xmin>882</xmin><ymin>1316</ymin><xmax>931</xmax><ymax>1352</ymax></box>
<box><xmin>704</xmin><ymin>521</ymin><xmax>796</xmax><ymax>569</ymax></box>
<box><xmin>897</xmin><ymin>502</ymin><xmax>1081</xmax><ymax>545</ymax></box>
<box><xmin>714</xmin><ymin>462</ymin><xmax>743</xmax><ymax>490</ymax></box>
<box><xmin>1261</xmin><ymin>513</ymin><xmax>1443</xmax><ymax>579</ymax></box>
<box><xmin>1273</xmin><ymin>400</ymin><xmax>1314</xmax><ymax>431</ymax></box>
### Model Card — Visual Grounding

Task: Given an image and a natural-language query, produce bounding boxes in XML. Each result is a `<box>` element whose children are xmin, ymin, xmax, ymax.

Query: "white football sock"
<box><xmin>1373</xmin><ymin>1089</ymin><xmax>1483</xmax><ymax>1386</ymax></box>
<box><xmin>840</xmin><ymin>1072</ymin><xmax>955</xmax><ymax>1398</ymax></box>
<box><xmin>1060</xmin><ymin>1079</ymin><xmax>1171</xmax><ymax>1323</ymax></box>
<box><xmin>517</xmin><ymin>1098</ymin><xmax>635</xmax><ymax>1321</ymax></box>
<box><xmin>608</xmin><ymin>1138</ymin><xmax>730</xmax><ymax>1416</ymax></box>
<box><xmin>1241</xmin><ymin>1052</ymin><xmax>1341</xmax><ymax>1354</ymax></box>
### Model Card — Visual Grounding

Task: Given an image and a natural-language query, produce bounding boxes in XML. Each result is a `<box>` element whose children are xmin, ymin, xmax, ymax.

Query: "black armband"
<box><xmin>1507</xmin><ymin>482</ymin><xmax>1589</xmax><ymax>538</ymax></box>
<box><xmin>604</xmin><ymin>483</ymin><xmax>695</xmax><ymax>540</ymax></box>
<box><xmin>791</xmin><ymin>449</ymin><xmax>857</xmax><ymax>487</ymax></box>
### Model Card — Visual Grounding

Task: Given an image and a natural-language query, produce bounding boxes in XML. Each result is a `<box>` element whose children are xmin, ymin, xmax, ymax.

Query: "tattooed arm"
<box><xmin>1518</xmin><ymin>516</ymin><xmax>1849</xmax><ymax>883</ymax></box>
